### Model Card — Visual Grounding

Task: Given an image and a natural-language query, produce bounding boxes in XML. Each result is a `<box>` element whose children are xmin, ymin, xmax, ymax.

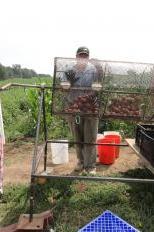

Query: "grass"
<box><xmin>1</xmin><ymin>77</ymin><xmax>153</xmax><ymax>231</ymax></box>
<box><xmin>1</xmin><ymin>169</ymin><xmax>154</xmax><ymax>231</ymax></box>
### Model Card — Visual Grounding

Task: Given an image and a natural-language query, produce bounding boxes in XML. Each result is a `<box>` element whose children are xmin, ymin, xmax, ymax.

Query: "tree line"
<box><xmin>0</xmin><ymin>63</ymin><xmax>50</xmax><ymax>79</ymax></box>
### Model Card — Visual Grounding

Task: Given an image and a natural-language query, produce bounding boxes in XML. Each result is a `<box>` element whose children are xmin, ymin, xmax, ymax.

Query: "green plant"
<box><xmin>26</xmin><ymin>80</ymin><xmax>71</xmax><ymax>140</ymax></box>
<box><xmin>98</xmin><ymin>119</ymin><xmax>136</xmax><ymax>138</ymax></box>
<box><xmin>2</xmin><ymin>172</ymin><xmax>154</xmax><ymax>231</ymax></box>
<box><xmin>0</xmin><ymin>77</ymin><xmax>51</xmax><ymax>141</ymax></box>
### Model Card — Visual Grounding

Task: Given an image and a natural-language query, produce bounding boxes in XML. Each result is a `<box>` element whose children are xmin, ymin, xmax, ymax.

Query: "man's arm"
<box><xmin>90</xmin><ymin>59</ymin><xmax>103</xmax><ymax>91</ymax></box>
<box><xmin>90</xmin><ymin>58</ymin><xmax>103</xmax><ymax>82</ymax></box>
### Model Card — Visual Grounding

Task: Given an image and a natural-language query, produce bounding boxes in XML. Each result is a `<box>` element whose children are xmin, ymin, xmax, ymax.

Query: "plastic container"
<box><xmin>104</xmin><ymin>131</ymin><xmax>120</xmax><ymax>136</ymax></box>
<box><xmin>78</xmin><ymin>210</ymin><xmax>140</xmax><ymax>232</ymax></box>
<box><xmin>136</xmin><ymin>124</ymin><xmax>154</xmax><ymax>166</ymax></box>
<box><xmin>51</xmin><ymin>140</ymin><xmax>69</xmax><ymax>164</ymax></box>
<box><xmin>97</xmin><ymin>133</ymin><xmax>104</xmax><ymax>139</ymax></box>
<box><xmin>104</xmin><ymin>133</ymin><xmax>121</xmax><ymax>158</ymax></box>
<box><xmin>97</xmin><ymin>137</ymin><xmax>115</xmax><ymax>164</ymax></box>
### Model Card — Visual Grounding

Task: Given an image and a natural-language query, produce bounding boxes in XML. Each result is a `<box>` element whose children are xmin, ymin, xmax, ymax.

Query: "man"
<box><xmin>61</xmin><ymin>46</ymin><xmax>102</xmax><ymax>174</ymax></box>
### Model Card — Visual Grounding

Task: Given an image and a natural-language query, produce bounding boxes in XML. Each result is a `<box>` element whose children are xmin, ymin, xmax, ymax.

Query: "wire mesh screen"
<box><xmin>100</xmin><ymin>93</ymin><xmax>148</xmax><ymax>120</ymax></box>
<box><xmin>52</xmin><ymin>57</ymin><xmax>101</xmax><ymax>117</ymax></box>
<box><xmin>52</xmin><ymin>89</ymin><xmax>100</xmax><ymax>116</ymax></box>
<box><xmin>102</xmin><ymin>61</ymin><xmax>154</xmax><ymax>92</ymax></box>
<box><xmin>52</xmin><ymin>57</ymin><xmax>154</xmax><ymax>121</ymax></box>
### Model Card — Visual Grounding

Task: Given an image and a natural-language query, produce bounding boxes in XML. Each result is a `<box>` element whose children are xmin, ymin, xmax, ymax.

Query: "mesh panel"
<box><xmin>103</xmin><ymin>61</ymin><xmax>154</xmax><ymax>91</ymax></box>
<box><xmin>101</xmin><ymin>93</ymin><xmax>147</xmax><ymax>119</ymax></box>
<box><xmin>52</xmin><ymin>89</ymin><xmax>100</xmax><ymax>116</ymax></box>
<box><xmin>52</xmin><ymin>57</ymin><xmax>154</xmax><ymax>120</ymax></box>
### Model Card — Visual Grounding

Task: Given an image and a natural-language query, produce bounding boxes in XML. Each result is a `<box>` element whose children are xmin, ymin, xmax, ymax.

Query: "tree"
<box><xmin>12</xmin><ymin>64</ymin><xmax>22</xmax><ymax>77</ymax></box>
<box><xmin>0</xmin><ymin>64</ymin><xmax>5</xmax><ymax>80</ymax></box>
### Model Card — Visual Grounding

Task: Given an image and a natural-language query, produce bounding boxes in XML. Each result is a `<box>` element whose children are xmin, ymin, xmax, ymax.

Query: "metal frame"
<box><xmin>28</xmin><ymin>86</ymin><xmax>154</xmax><ymax>221</ymax></box>
<box><xmin>1</xmin><ymin>76</ymin><xmax>154</xmax><ymax>222</ymax></box>
<box><xmin>51</xmin><ymin>57</ymin><xmax>154</xmax><ymax>122</ymax></box>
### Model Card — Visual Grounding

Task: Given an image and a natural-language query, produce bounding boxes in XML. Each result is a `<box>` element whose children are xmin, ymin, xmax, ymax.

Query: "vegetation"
<box><xmin>1</xmin><ymin>169</ymin><xmax>154</xmax><ymax>231</ymax></box>
<box><xmin>0</xmin><ymin>77</ymin><xmax>136</xmax><ymax>141</ymax></box>
<box><xmin>0</xmin><ymin>77</ymin><xmax>154</xmax><ymax>231</ymax></box>
<box><xmin>0</xmin><ymin>63</ymin><xmax>50</xmax><ymax>79</ymax></box>
<box><xmin>0</xmin><ymin>77</ymin><xmax>46</xmax><ymax>140</ymax></box>
<box><xmin>98</xmin><ymin>119</ymin><xmax>136</xmax><ymax>138</ymax></box>
<box><xmin>0</xmin><ymin>77</ymin><xmax>70</xmax><ymax>141</ymax></box>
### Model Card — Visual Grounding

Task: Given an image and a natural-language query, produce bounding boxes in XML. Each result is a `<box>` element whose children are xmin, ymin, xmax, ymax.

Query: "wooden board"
<box><xmin>125</xmin><ymin>138</ymin><xmax>154</xmax><ymax>174</ymax></box>
<box><xmin>0</xmin><ymin>223</ymin><xmax>17</xmax><ymax>232</ymax></box>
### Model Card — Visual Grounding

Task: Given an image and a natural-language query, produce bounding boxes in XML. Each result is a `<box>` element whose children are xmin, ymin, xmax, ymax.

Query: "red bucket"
<box><xmin>97</xmin><ymin>137</ymin><xmax>116</xmax><ymax>165</ymax></box>
<box><xmin>104</xmin><ymin>135</ymin><xmax>121</xmax><ymax>158</ymax></box>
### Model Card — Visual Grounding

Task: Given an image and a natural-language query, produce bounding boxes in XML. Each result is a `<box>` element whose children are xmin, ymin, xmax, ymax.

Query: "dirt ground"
<box><xmin>4</xmin><ymin>142</ymin><xmax>144</xmax><ymax>185</ymax></box>
<box><xmin>3</xmin><ymin>140</ymin><xmax>145</xmax><ymax>185</ymax></box>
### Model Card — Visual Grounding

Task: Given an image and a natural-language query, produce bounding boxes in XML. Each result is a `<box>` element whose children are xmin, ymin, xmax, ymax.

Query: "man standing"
<box><xmin>61</xmin><ymin>46</ymin><xmax>102</xmax><ymax>174</ymax></box>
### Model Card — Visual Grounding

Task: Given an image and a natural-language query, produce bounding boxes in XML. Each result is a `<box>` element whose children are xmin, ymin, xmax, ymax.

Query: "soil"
<box><xmin>3</xmin><ymin>140</ymin><xmax>145</xmax><ymax>185</ymax></box>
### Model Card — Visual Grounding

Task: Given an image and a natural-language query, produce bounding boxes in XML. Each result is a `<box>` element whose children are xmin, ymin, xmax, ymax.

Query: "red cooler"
<box><xmin>97</xmin><ymin>137</ymin><xmax>116</xmax><ymax>165</ymax></box>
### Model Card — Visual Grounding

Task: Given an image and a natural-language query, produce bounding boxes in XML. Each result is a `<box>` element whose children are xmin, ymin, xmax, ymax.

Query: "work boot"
<box><xmin>87</xmin><ymin>167</ymin><xmax>96</xmax><ymax>175</ymax></box>
<box><xmin>81</xmin><ymin>167</ymin><xmax>97</xmax><ymax>175</ymax></box>
<box><xmin>74</xmin><ymin>163</ymin><xmax>84</xmax><ymax>172</ymax></box>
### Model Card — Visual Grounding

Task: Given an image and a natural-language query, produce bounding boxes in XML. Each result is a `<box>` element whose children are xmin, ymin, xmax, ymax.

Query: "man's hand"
<box><xmin>60</xmin><ymin>81</ymin><xmax>70</xmax><ymax>90</ymax></box>
<box><xmin>65</xmin><ymin>69</ymin><xmax>76</xmax><ymax>84</ymax></box>
<box><xmin>92</xmin><ymin>83</ymin><xmax>102</xmax><ymax>91</ymax></box>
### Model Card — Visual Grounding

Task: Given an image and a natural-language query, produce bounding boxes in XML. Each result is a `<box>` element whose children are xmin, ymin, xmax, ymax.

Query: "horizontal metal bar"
<box><xmin>54</xmin><ymin>86</ymin><xmax>154</xmax><ymax>95</ymax></box>
<box><xmin>54</xmin><ymin>86</ymin><xmax>97</xmax><ymax>91</ymax></box>
<box><xmin>0</xmin><ymin>83</ymin><xmax>52</xmax><ymax>90</ymax></box>
<box><xmin>102</xmin><ymin>90</ymin><xmax>151</xmax><ymax>95</ymax></box>
<box><xmin>32</xmin><ymin>174</ymin><xmax>154</xmax><ymax>184</ymax></box>
<box><xmin>55</xmin><ymin>56</ymin><xmax>154</xmax><ymax>66</ymax></box>
<box><xmin>102</xmin><ymin>115</ymin><xmax>141</xmax><ymax>120</ymax></box>
<box><xmin>53</xmin><ymin>112</ymin><xmax>144</xmax><ymax>121</ymax></box>
<box><xmin>52</xmin><ymin>112</ymin><xmax>154</xmax><ymax>122</ymax></box>
<box><xmin>0</xmin><ymin>83</ymin><xmax>12</xmax><ymax>90</ymax></box>
<box><xmin>53</xmin><ymin>111</ymin><xmax>99</xmax><ymax>117</ymax></box>
<box><xmin>102</xmin><ymin>115</ymin><xmax>154</xmax><ymax>122</ymax></box>
<box><xmin>11</xmin><ymin>83</ymin><xmax>52</xmax><ymax>89</ymax></box>
<box><xmin>47</xmin><ymin>140</ymin><xmax>128</xmax><ymax>146</ymax></box>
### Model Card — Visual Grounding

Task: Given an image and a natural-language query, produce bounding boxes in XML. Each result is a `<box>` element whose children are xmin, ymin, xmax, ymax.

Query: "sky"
<box><xmin>1</xmin><ymin>0</ymin><xmax>154</xmax><ymax>74</ymax></box>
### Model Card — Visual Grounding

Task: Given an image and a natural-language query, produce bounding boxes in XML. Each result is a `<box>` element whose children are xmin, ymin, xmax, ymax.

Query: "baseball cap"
<box><xmin>76</xmin><ymin>46</ymin><xmax>89</xmax><ymax>56</ymax></box>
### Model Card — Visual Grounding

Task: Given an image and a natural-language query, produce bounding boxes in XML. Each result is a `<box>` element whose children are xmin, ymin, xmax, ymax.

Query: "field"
<box><xmin>1</xmin><ymin>78</ymin><xmax>154</xmax><ymax>231</ymax></box>
<box><xmin>0</xmin><ymin>77</ymin><xmax>52</xmax><ymax>141</ymax></box>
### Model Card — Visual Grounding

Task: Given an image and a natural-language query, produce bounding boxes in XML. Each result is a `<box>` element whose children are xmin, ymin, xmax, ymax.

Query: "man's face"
<box><xmin>76</xmin><ymin>53</ymin><xmax>89</xmax><ymax>68</ymax></box>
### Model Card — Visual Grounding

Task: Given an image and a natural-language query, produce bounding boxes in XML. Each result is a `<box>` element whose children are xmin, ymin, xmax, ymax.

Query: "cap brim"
<box><xmin>77</xmin><ymin>52</ymin><xmax>89</xmax><ymax>55</ymax></box>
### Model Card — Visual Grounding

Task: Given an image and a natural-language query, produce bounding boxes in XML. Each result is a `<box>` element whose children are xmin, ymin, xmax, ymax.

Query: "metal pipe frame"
<box><xmin>55</xmin><ymin>56</ymin><xmax>154</xmax><ymax>66</ymax></box>
<box><xmin>47</xmin><ymin>139</ymin><xmax>128</xmax><ymax>147</ymax></box>
<box><xmin>1</xmin><ymin>82</ymin><xmax>154</xmax><ymax>221</ymax></box>
<box><xmin>54</xmin><ymin>86</ymin><xmax>154</xmax><ymax>95</ymax></box>
<box><xmin>29</xmin><ymin>89</ymin><xmax>44</xmax><ymax>221</ymax></box>
<box><xmin>29</xmin><ymin>84</ymin><xmax>154</xmax><ymax>222</ymax></box>
<box><xmin>32</xmin><ymin>174</ymin><xmax>154</xmax><ymax>184</ymax></box>
<box><xmin>32</xmin><ymin>90</ymin><xmax>154</xmax><ymax>186</ymax></box>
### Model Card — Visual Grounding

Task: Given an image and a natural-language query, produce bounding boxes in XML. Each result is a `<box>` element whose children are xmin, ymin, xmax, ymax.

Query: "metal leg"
<box><xmin>44</xmin><ymin>142</ymin><xmax>47</xmax><ymax>172</ymax></box>
<box><xmin>42</xmin><ymin>89</ymin><xmax>48</xmax><ymax>172</ymax></box>
<box><xmin>29</xmin><ymin>177</ymin><xmax>35</xmax><ymax>222</ymax></box>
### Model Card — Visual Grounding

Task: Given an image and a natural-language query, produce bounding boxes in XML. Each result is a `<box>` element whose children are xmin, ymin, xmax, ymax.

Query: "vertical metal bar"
<box><xmin>42</xmin><ymin>89</ymin><xmax>47</xmax><ymax>141</ymax></box>
<box><xmin>44</xmin><ymin>149</ymin><xmax>48</xmax><ymax>171</ymax></box>
<box><xmin>29</xmin><ymin>177</ymin><xmax>35</xmax><ymax>222</ymax></box>
<box><xmin>42</xmin><ymin>89</ymin><xmax>48</xmax><ymax>171</ymax></box>
<box><xmin>31</xmin><ymin>91</ymin><xmax>43</xmax><ymax>175</ymax></box>
<box><xmin>51</xmin><ymin>57</ymin><xmax>57</xmax><ymax>116</ymax></box>
<box><xmin>29</xmin><ymin>91</ymin><xmax>43</xmax><ymax>221</ymax></box>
